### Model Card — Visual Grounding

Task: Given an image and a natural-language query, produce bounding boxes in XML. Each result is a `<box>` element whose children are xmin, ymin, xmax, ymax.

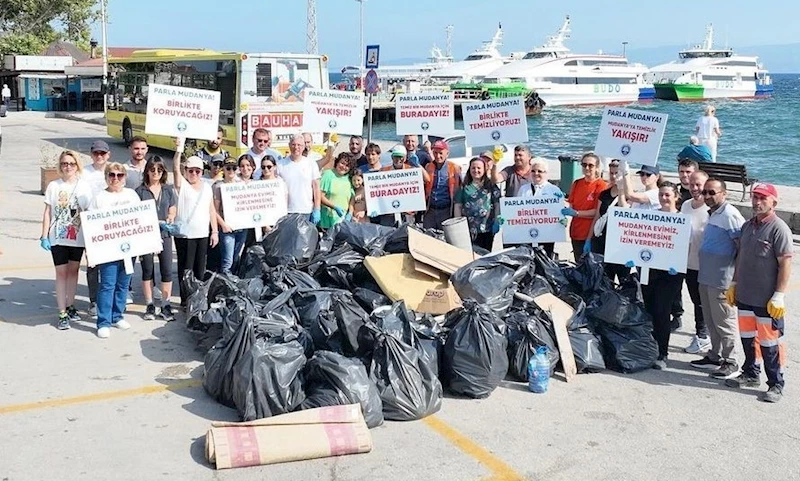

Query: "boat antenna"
<box><xmin>445</xmin><ymin>25</ymin><xmax>454</xmax><ymax>59</ymax></box>
<box><xmin>703</xmin><ymin>23</ymin><xmax>714</xmax><ymax>50</ymax></box>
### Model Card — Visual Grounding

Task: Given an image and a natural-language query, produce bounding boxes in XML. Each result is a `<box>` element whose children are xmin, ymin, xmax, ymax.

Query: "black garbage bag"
<box><xmin>560</xmin><ymin>292</ymin><xmax>590</xmax><ymax>331</ymax></box>
<box><xmin>451</xmin><ymin>246</ymin><xmax>534</xmax><ymax>316</ymax></box>
<box><xmin>383</xmin><ymin>223</ymin><xmax>446</xmax><ymax>254</ymax></box>
<box><xmin>300</xmin><ymin>351</ymin><xmax>384</xmax><ymax>428</ymax></box>
<box><xmin>333</xmin><ymin>221</ymin><xmax>395</xmax><ymax>256</ymax></box>
<box><xmin>231</xmin><ymin>335</ymin><xmax>307</xmax><ymax>421</ymax></box>
<box><xmin>306</xmin><ymin>245</ymin><xmax>366</xmax><ymax>290</ymax></box>
<box><xmin>411</xmin><ymin>314</ymin><xmax>446</xmax><ymax>376</ymax></box>
<box><xmin>293</xmin><ymin>288</ymin><xmax>369</xmax><ymax>356</ymax></box>
<box><xmin>262</xmin><ymin>265</ymin><xmax>321</xmax><ymax>299</ymax></box>
<box><xmin>262</xmin><ymin>213</ymin><xmax>318</xmax><ymax>267</ymax></box>
<box><xmin>587</xmin><ymin>283</ymin><xmax>650</xmax><ymax>328</ymax></box>
<box><xmin>184</xmin><ymin>270</ymin><xmax>211</xmax><ymax>320</ymax></box>
<box><xmin>206</xmin><ymin>272</ymin><xmax>243</xmax><ymax>302</ymax></box>
<box><xmin>567</xmin><ymin>252</ymin><xmax>612</xmax><ymax>295</ymax></box>
<box><xmin>442</xmin><ymin>300</ymin><xmax>509</xmax><ymax>398</ymax></box>
<box><xmin>203</xmin><ymin>313</ymin><xmax>255</xmax><ymax>408</ymax></box>
<box><xmin>505</xmin><ymin>308</ymin><xmax>559</xmax><ymax>380</ymax></box>
<box><xmin>533</xmin><ymin>247</ymin><xmax>571</xmax><ymax>295</ymax></box>
<box><xmin>568</xmin><ymin>327</ymin><xmax>606</xmax><ymax>373</ymax></box>
<box><xmin>238</xmin><ymin>277</ymin><xmax>266</xmax><ymax>300</ymax></box>
<box><xmin>352</xmin><ymin>287</ymin><xmax>391</xmax><ymax>313</ymax></box>
<box><xmin>360</xmin><ymin>320</ymin><xmax>442</xmax><ymax>421</ymax></box>
<box><xmin>518</xmin><ymin>274</ymin><xmax>554</xmax><ymax>298</ymax></box>
<box><xmin>237</xmin><ymin>245</ymin><xmax>267</xmax><ymax>279</ymax></box>
<box><xmin>260</xmin><ymin>288</ymin><xmax>314</xmax><ymax>359</ymax></box>
<box><xmin>595</xmin><ymin>322</ymin><xmax>658</xmax><ymax>373</ymax></box>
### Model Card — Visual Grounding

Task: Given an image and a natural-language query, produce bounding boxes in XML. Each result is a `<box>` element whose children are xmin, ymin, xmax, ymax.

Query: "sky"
<box><xmin>92</xmin><ymin>0</ymin><xmax>800</xmax><ymax>68</ymax></box>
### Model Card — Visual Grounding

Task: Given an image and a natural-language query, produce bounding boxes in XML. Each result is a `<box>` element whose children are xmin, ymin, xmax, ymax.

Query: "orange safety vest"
<box><xmin>424</xmin><ymin>161</ymin><xmax>462</xmax><ymax>213</ymax></box>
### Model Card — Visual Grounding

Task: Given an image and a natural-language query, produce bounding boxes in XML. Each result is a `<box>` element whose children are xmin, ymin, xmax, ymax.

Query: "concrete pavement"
<box><xmin>1</xmin><ymin>114</ymin><xmax>799</xmax><ymax>481</ymax></box>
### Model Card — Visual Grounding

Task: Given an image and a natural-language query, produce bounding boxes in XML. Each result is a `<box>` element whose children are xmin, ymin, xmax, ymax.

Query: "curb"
<box><xmin>51</xmin><ymin>112</ymin><xmax>106</xmax><ymax>126</ymax></box>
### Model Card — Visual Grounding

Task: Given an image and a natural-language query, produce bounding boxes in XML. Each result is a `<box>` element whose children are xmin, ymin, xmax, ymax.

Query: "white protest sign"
<box><xmin>499</xmin><ymin>195</ymin><xmax>565</xmax><ymax>244</ymax></box>
<box><xmin>80</xmin><ymin>200</ymin><xmax>162</xmax><ymax>266</ymax></box>
<box><xmin>462</xmin><ymin>96</ymin><xmax>528</xmax><ymax>147</ymax></box>
<box><xmin>594</xmin><ymin>107</ymin><xmax>668</xmax><ymax>167</ymax></box>
<box><xmin>363</xmin><ymin>168</ymin><xmax>426</xmax><ymax>215</ymax></box>
<box><xmin>395</xmin><ymin>93</ymin><xmax>455</xmax><ymax>135</ymax></box>
<box><xmin>302</xmin><ymin>88</ymin><xmax>365</xmax><ymax>135</ymax></box>
<box><xmin>604</xmin><ymin>207</ymin><xmax>690</xmax><ymax>273</ymax></box>
<box><xmin>220</xmin><ymin>180</ymin><xmax>288</xmax><ymax>230</ymax></box>
<box><xmin>145</xmin><ymin>83</ymin><xmax>221</xmax><ymax>140</ymax></box>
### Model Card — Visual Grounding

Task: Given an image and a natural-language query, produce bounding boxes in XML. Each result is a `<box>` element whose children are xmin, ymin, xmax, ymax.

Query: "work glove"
<box><xmin>496</xmin><ymin>216</ymin><xmax>505</xmax><ymax>225</ymax></box>
<box><xmin>582</xmin><ymin>239</ymin><xmax>591</xmax><ymax>255</ymax></box>
<box><xmin>768</xmin><ymin>292</ymin><xmax>786</xmax><ymax>319</ymax></box>
<box><xmin>330</xmin><ymin>133</ymin><xmax>339</xmax><ymax>144</ymax></box>
<box><xmin>333</xmin><ymin>206</ymin><xmax>345</xmax><ymax>217</ymax></box>
<box><xmin>561</xmin><ymin>207</ymin><xmax>578</xmax><ymax>217</ymax></box>
<box><xmin>492</xmin><ymin>146</ymin><xmax>503</xmax><ymax>163</ymax></box>
<box><xmin>408</xmin><ymin>153</ymin><xmax>420</xmax><ymax>167</ymax></box>
<box><xmin>344</xmin><ymin>212</ymin><xmax>353</xmax><ymax>222</ymax></box>
<box><xmin>40</xmin><ymin>238</ymin><xmax>51</xmax><ymax>251</ymax></box>
<box><xmin>553</xmin><ymin>190</ymin><xmax>566</xmax><ymax>199</ymax></box>
<box><xmin>491</xmin><ymin>219</ymin><xmax>501</xmax><ymax>234</ymax></box>
<box><xmin>724</xmin><ymin>282</ymin><xmax>736</xmax><ymax>306</ymax></box>
<box><xmin>559</xmin><ymin>217</ymin><xmax>568</xmax><ymax>227</ymax></box>
<box><xmin>310</xmin><ymin>209</ymin><xmax>321</xmax><ymax>225</ymax></box>
<box><xmin>668</xmin><ymin>268</ymin><xmax>678</xmax><ymax>276</ymax></box>
<box><xmin>624</xmin><ymin>260</ymin><xmax>635</xmax><ymax>268</ymax></box>
<box><xmin>369</xmin><ymin>211</ymin><xmax>378</xmax><ymax>218</ymax></box>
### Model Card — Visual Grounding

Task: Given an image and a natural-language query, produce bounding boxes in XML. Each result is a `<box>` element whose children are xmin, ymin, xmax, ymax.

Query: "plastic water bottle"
<box><xmin>528</xmin><ymin>346</ymin><xmax>550</xmax><ymax>393</ymax></box>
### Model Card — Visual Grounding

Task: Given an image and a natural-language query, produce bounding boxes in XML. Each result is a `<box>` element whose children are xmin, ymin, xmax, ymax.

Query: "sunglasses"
<box><xmin>224</xmin><ymin>165</ymin><xmax>237</xmax><ymax>171</ymax></box>
<box><xmin>212</xmin><ymin>162</ymin><xmax>224</xmax><ymax>167</ymax></box>
<box><xmin>107</xmin><ymin>172</ymin><xmax>126</xmax><ymax>179</ymax></box>
<box><xmin>701</xmin><ymin>190</ymin><xmax>720</xmax><ymax>196</ymax></box>
<box><xmin>581</xmin><ymin>163</ymin><xmax>596</xmax><ymax>168</ymax></box>
<box><xmin>254</xmin><ymin>139</ymin><xmax>269</xmax><ymax>144</ymax></box>
<box><xmin>186</xmin><ymin>168</ymin><xmax>203</xmax><ymax>174</ymax></box>
<box><xmin>261</xmin><ymin>164</ymin><xmax>274</xmax><ymax>171</ymax></box>
<box><xmin>60</xmin><ymin>162</ymin><xmax>77</xmax><ymax>167</ymax></box>
<box><xmin>532</xmin><ymin>169</ymin><xmax>547</xmax><ymax>174</ymax></box>
<box><xmin>148</xmin><ymin>166</ymin><xmax>164</xmax><ymax>172</ymax></box>
<box><xmin>91</xmin><ymin>151</ymin><xmax>108</xmax><ymax>155</ymax></box>
<box><xmin>639</xmin><ymin>172</ymin><xmax>654</xmax><ymax>177</ymax></box>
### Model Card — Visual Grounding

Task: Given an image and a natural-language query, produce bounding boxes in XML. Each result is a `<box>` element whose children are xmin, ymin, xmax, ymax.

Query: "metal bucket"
<box><xmin>441</xmin><ymin>217</ymin><xmax>472</xmax><ymax>252</ymax></box>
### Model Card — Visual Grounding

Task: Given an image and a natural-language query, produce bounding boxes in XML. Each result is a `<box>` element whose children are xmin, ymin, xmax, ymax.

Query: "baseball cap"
<box><xmin>210</xmin><ymin>154</ymin><xmax>226</xmax><ymax>165</ymax></box>
<box><xmin>390</xmin><ymin>145</ymin><xmax>407</xmax><ymax>157</ymax></box>
<box><xmin>752</xmin><ymin>182</ymin><xmax>778</xmax><ymax>199</ymax></box>
<box><xmin>184</xmin><ymin>156</ymin><xmax>204</xmax><ymax>170</ymax></box>
<box><xmin>90</xmin><ymin>140</ymin><xmax>110</xmax><ymax>153</ymax></box>
<box><xmin>635</xmin><ymin>164</ymin><xmax>660</xmax><ymax>176</ymax></box>
<box><xmin>432</xmin><ymin>140</ymin><xmax>449</xmax><ymax>151</ymax></box>
<box><xmin>479</xmin><ymin>150</ymin><xmax>493</xmax><ymax>161</ymax></box>
<box><xmin>223</xmin><ymin>157</ymin><xmax>238</xmax><ymax>167</ymax></box>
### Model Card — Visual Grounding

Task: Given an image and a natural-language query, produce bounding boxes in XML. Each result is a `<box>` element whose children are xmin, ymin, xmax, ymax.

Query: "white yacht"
<box><xmin>650</xmin><ymin>24</ymin><xmax>772</xmax><ymax>101</ymax></box>
<box><xmin>478</xmin><ymin>16</ymin><xmax>654</xmax><ymax>106</ymax></box>
<box><xmin>428</xmin><ymin>24</ymin><xmax>517</xmax><ymax>85</ymax></box>
<box><xmin>339</xmin><ymin>45</ymin><xmax>453</xmax><ymax>83</ymax></box>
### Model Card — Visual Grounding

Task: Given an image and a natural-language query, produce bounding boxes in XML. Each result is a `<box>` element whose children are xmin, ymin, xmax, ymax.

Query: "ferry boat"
<box><xmin>427</xmin><ymin>24</ymin><xmax>519</xmax><ymax>85</ymax></box>
<box><xmin>339</xmin><ymin>45</ymin><xmax>453</xmax><ymax>84</ymax></box>
<box><xmin>474</xmin><ymin>16</ymin><xmax>654</xmax><ymax>107</ymax></box>
<box><xmin>649</xmin><ymin>24</ymin><xmax>773</xmax><ymax>101</ymax></box>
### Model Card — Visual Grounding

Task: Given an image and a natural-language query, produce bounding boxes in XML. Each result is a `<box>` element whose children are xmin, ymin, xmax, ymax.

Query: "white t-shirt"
<box><xmin>44</xmin><ymin>178</ymin><xmax>92</xmax><ymax>247</ymax></box>
<box><xmin>89</xmin><ymin>188</ymin><xmax>141</xmax><ymax>210</ymax></box>
<box><xmin>632</xmin><ymin>189</ymin><xmax>660</xmax><ymax>210</ymax></box>
<box><xmin>681</xmin><ymin>198</ymin><xmax>710</xmax><ymax>271</ymax></box>
<box><xmin>695</xmin><ymin>116</ymin><xmax>719</xmax><ymax>141</ymax></box>
<box><xmin>175</xmin><ymin>180</ymin><xmax>213</xmax><ymax>239</ymax></box>
<box><xmin>277</xmin><ymin>156</ymin><xmax>321</xmax><ymax>214</ymax></box>
<box><xmin>82</xmin><ymin>163</ymin><xmax>109</xmax><ymax>195</ymax></box>
<box><xmin>125</xmin><ymin>160</ymin><xmax>147</xmax><ymax>188</ymax></box>
<box><xmin>250</xmin><ymin>147</ymin><xmax>283</xmax><ymax>179</ymax></box>
<box><xmin>518</xmin><ymin>181</ymin><xmax>562</xmax><ymax>198</ymax></box>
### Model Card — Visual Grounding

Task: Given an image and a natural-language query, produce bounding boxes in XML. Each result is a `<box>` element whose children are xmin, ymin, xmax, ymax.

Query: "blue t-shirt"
<box><xmin>698</xmin><ymin>202</ymin><xmax>745</xmax><ymax>289</ymax></box>
<box><xmin>677</xmin><ymin>144</ymin><xmax>713</xmax><ymax>162</ymax></box>
<box><xmin>358</xmin><ymin>164</ymin><xmax>381</xmax><ymax>174</ymax></box>
<box><xmin>430</xmin><ymin>162</ymin><xmax>451</xmax><ymax>208</ymax></box>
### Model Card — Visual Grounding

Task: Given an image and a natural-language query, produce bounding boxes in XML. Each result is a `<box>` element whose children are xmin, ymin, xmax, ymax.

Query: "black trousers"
<box><xmin>473</xmin><ymin>232</ymin><xmax>495</xmax><ymax>251</ymax></box>
<box><xmin>141</xmin><ymin>237</ymin><xmax>174</xmax><ymax>283</ymax></box>
<box><xmin>87</xmin><ymin>265</ymin><xmax>99</xmax><ymax>303</ymax></box>
<box><xmin>685</xmin><ymin>269</ymin><xmax>708</xmax><ymax>338</ymax></box>
<box><xmin>174</xmin><ymin>237</ymin><xmax>209</xmax><ymax>306</ymax></box>
<box><xmin>642</xmin><ymin>269</ymin><xmax>686</xmax><ymax>359</ymax></box>
<box><xmin>603</xmin><ymin>262</ymin><xmax>631</xmax><ymax>285</ymax></box>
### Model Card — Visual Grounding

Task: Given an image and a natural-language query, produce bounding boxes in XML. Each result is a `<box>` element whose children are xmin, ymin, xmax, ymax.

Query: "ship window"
<box><xmin>564</xmin><ymin>60</ymin><xmax>578</xmax><ymax>66</ymax></box>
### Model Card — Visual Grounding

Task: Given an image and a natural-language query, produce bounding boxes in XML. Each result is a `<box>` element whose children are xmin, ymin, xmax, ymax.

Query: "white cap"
<box><xmin>184</xmin><ymin>156</ymin><xmax>204</xmax><ymax>170</ymax></box>
<box><xmin>390</xmin><ymin>145</ymin><xmax>407</xmax><ymax>157</ymax></box>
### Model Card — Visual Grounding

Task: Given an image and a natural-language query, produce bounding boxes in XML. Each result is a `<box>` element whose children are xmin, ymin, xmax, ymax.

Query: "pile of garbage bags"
<box><xmin>189</xmin><ymin>214</ymin><xmax>658</xmax><ymax>426</ymax></box>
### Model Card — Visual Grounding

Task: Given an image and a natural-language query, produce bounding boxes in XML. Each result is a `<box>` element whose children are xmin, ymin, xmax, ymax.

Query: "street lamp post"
<box><xmin>622</xmin><ymin>41</ymin><xmax>629</xmax><ymax>58</ymax></box>
<box><xmin>100</xmin><ymin>0</ymin><xmax>108</xmax><ymax>112</ymax></box>
<box><xmin>355</xmin><ymin>0</ymin><xmax>365</xmax><ymax>81</ymax></box>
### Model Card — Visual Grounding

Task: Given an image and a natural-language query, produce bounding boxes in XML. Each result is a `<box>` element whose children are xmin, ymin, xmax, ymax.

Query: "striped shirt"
<box><xmin>698</xmin><ymin>201</ymin><xmax>745</xmax><ymax>289</ymax></box>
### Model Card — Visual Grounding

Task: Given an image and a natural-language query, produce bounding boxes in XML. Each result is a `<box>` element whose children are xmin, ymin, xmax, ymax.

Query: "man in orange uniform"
<box><xmin>423</xmin><ymin>141</ymin><xmax>462</xmax><ymax>230</ymax></box>
<box><xmin>562</xmin><ymin>153</ymin><xmax>608</xmax><ymax>262</ymax></box>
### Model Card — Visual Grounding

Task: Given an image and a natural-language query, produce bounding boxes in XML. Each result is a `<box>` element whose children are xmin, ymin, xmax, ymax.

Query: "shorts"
<box><xmin>51</xmin><ymin>245</ymin><xmax>84</xmax><ymax>266</ymax></box>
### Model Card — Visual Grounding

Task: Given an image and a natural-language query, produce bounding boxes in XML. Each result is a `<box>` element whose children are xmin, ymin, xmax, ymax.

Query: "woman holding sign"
<box><xmin>173</xmin><ymin>138</ymin><xmax>219</xmax><ymax>311</ymax></box>
<box><xmin>633</xmin><ymin>181</ymin><xmax>685</xmax><ymax>370</ymax></box>
<box><xmin>135</xmin><ymin>156</ymin><xmax>177</xmax><ymax>321</ymax></box>
<box><xmin>40</xmin><ymin>150</ymin><xmax>91</xmax><ymax>330</ymax></box>
<box><xmin>562</xmin><ymin>153</ymin><xmax>608</xmax><ymax>262</ymax></box>
<box><xmin>88</xmin><ymin>162</ymin><xmax>142</xmax><ymax>339</ymax></box>
<box><xmin>587</xmin><ymin>159</ymin><xmax>629</xmax><ymax>282</ymax></box>
<box><xmin>621</xmin><ymin>163</ymin><xmax>661</xmax><ymax>210</ymax></box>
<box><xmin>213</xmin><ymin>157</ymin><xmax>247</xmax><ymax>275</ymax></box>
<box><xmin>319</xmin><ymin>153</ymin><xmax>354</xmax><ymax>229</ymax></box>
<box><xmin>454</xmin><ymin>156</ymin><xmax>501</xmax><ymax>250</ymax></box>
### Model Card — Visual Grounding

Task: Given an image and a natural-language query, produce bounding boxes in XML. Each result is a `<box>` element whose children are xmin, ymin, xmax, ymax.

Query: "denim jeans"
<box><xmin>220</xmin><ymin>229</ymin><xmax>247</xmax><ymax>275</ymax></box>
<box><xmin>97</xmin><ymin>260</ymin><xmax>132</xmax><ymax>329</ymax></box>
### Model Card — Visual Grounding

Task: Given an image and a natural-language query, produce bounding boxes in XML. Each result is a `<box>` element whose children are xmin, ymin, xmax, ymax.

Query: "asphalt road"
<box><xmin>1</xmin><ymin>112</ymin><xmax>798</xmax><ymax>481</ymax></box>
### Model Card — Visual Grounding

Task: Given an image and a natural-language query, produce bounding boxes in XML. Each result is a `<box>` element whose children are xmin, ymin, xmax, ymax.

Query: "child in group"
<box><xmin>350</xmin><ymin>170</ymin><xmax>368</xmax><ymax>223</ymax></box>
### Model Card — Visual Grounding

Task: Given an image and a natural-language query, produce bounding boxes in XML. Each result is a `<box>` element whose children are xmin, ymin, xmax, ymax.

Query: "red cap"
<box><xmin>752</xmin><ymin>183</ymin><xmax>778</xmax><ymax>199</ymax></box>
<box><xmin>432</xmin><ymin>140</ymin><xmax>449</xmax><ymax>151</ymax></box>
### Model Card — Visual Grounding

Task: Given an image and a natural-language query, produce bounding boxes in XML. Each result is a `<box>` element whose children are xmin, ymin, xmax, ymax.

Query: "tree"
<box><xmin>0</xmin><ymin>0</ymin><xmax>99</xmax><ymax>57</ymax></box>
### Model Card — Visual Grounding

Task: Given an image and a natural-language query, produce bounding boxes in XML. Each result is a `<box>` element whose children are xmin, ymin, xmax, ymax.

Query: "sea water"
<box><xmin>363</xmin><ymin>73</ymin><xmax>800</xmax><ymax>186</ymax></box>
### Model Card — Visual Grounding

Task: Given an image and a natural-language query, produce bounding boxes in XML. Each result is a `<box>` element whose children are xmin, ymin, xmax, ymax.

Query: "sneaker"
<box><xmin>684</xmin><ymin>336</ymin><xmax>711</xmax><ymax>354</ymax></box>
<box><xmin>56</xmin><ymin>312</ymin><xmax>71</xmax><ymax>330</ymax></box>
<box><xmin>690</xmin><ymin>356</ymin><xmax>724</xmax><ymax>370</ymax></box>
<box><xmin>760</xmin><ymin>385</ymin><xmax>783</xmax><ymax>403</ymax></box>
<box><xmin>66</xmin><ymin>305</ymin><xmax>81</xmax><ymax>322</ymax></box>
<box><xmin>159</xmin><ymin>304</ymin><xmax>175</xmax><ymax>322</ymax></box>
<box><xmin>97</xmin><ymin>326</ymin><xmax>111</xmax><ymax>338</ymax></box>
<box><xmin>126</xmin><ymin>292</ymin><xmax>134</xmax><ymax>305</ymax></box>
<box><xmin>710</xmin><ymin>362</ymin><xmax>741</xmax><ymax>380</ymax></box>
<box><xmin>652</xmin><ymin>358</ymin><xmax>667</xmax><ymax>370</ymax></box>
<box><xmin>114</xmin><ymin>319</ymin><xmax>131</xmax><ymax>330</ymax></box>
<box><xmin>88</xmin><ymin>302</ymin><xmax>98</xmax><ymax>319</ymax></box>
<box><xmin>670</xmin><ymin>316</ymin><xmax>682</xmax><ymax>333</ymax></box>
<box><xmin>143</xmin><ymin>303</ymin><xmax>156</xmax><ymax>320</ymax></box>
<box><xmin>725</xmin><ymin>374</ymin><xmax>761</xmax><ymax>389</ymax></box>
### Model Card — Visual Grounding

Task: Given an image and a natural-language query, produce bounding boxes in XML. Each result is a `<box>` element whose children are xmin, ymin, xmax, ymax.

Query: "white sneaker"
<box><xmin>97</xmin><ymin>327</ymin><xmax>111</xmax><ymax>338</ymax></box>
<box><xmin>126</xmin><ymin>292</ymin><xmax>134</xmax><ymax>305</ymax></box>
<box><xmin>684</xmin><ymin>335</ymin><xmax>711</xmax><ymax>354</ymax></box>
<box><xmin>114</xmin><ymin>319</ymin><xmax>131</xmax><ymax>330</ymax></box>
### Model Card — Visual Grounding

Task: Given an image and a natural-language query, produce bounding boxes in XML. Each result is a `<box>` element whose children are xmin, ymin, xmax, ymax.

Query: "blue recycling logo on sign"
<box><xmin>421</xmin><ymin>121</ymin><xmax>429</xmax><ymax>131</ymax></box>
<box><xmin>491</xmin><ymin>130</ymin><xmax>501</xmax><ymax>141</ymax></box>
<box><xmin>120</xmin><ymin>242</ymin><xmax>131</xmax><ymax>253</ymax></box>
<box><xmin>328</xmin><ymin>119</ymin><xmax>338</xmax><ymax>129</ymax></box>
<box><xmin>639</xmin><ymin>249</ymin><xmax>653</xmax><ymax>262</ymax></box>
<box><xmin>392</xmin><ymin>200</ymin><xmax>401</xmax><ymax>209</ymax></box>
<box><xmin>176</xmin><ymin>121</ymin><xmax>187</xmax><ymax>132</ymax></box>
<box><xmin>620</xmin><ymin>144</ymin><xmax>631</xmax><ymax>156</ymax></box>
<box><xmin>528</xmin><ymin>228</ymin><xmax>540</xmax><ymax>239</ymax></box>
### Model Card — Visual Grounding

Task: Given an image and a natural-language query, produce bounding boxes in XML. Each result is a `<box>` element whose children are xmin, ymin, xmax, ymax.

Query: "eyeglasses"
<box><xmin>532</xmin><ymin>169</ymin><xmax>547</xmax><ymax>174</ymax></box>
<box><xmin>261</xmin><ymin>165</ymin><xmax>274</xmax><ymax>171</ymax></box>
<box><xmin>701</xmin><ymin>190</ymin><xmax>720</xmax><ymax>196</ymax></box>
<box><xmin>186</xmin><ymin>168</ymin><xmax>203</xmax><ymax>175</ymax></box>
<box><xmin>60</xmin><ymin>162</ymin><xmax>77</xmax><ymax>167</ymax></box>
<box><xmin>148</xmin><ymin>166</ymin><xmax>164</xmax><ymax>173</ymax></box>
<box><xmin>107</xmin><ymin>172</ymin><xmax>126</xmax><ymax>179</ymax></box>
<box><xmin>224</xmin><ymin>165</ymin><xmax>237</xmax><ymax>171</ymax></box>
<box><xmin>254</xmin><ymin>138</ymin><xmax>269</xmax><ymax>144</ymax></box>
<box><xmin>581</xmin><ymin>163</ymin><xmax>596</xmax><ymax>168</ymax></box>
<box><xmin>91</xmin><ymin>151</ymin><xmax>108</xmax><ymax>156</ymax></box>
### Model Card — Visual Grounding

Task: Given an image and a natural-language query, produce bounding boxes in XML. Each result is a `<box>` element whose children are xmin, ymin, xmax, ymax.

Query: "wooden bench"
<box><xmin>696</xmin><ymin>161</ymin><xmax>758</xmax><ymax>201</ymax></box>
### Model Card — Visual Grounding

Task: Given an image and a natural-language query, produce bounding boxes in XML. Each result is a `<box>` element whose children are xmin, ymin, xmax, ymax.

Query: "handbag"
<box><xmin>593</xmin><ymin>195</ymin><xmax>619</xmax><ymax>238</ymax></box>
